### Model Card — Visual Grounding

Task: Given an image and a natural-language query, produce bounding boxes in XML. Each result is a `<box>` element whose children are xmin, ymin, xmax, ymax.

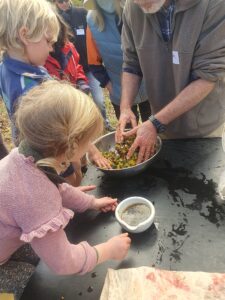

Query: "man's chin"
<box><xmin>139</xmin><ymin>0</ymin><xmax>166</xmax><ymax>14</ymax></box>
<box><xmin>141</xmin><ymin>5</ymin><xmax>163</xmax><ymax>14</ymax></box>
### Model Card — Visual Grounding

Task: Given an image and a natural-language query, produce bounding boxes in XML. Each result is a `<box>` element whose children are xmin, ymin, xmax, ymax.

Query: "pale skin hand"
<box><xmin>92</xmin><ymin>197</ymin><xmax>118</xmax><ymax>213</ymax></box>
<box><xmin>119</xmin><ymin>76</ymin><xmax>215</xmax><ymax>163</ymax></box>
<box><xmin>116</xmin><ymin>72</ymin><xmax>141</xmax><ymax>143</ymax></box>
<box><xmin>115</xmin><ymin>108</ymin><xmax>137</xmax><ymax>143</ymax></box>
<box><xmin>88</xmin><ymin>144</ymin><xmax>111</xmax><ymax>169</ymax></box>
<box><xmin>94</xmin><ymin>233</ymin><xmax>131</xmax><ymax>264</ymax></box>
<box><xmin>123</xmin><ymin>121</ymin><xmax>157</xmax><ymax>164</ymax></box>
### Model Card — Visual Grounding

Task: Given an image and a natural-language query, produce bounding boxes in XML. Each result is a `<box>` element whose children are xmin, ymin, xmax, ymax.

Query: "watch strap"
<box><xmin>149</xmin><ymin>115</ymin><xmax>166</xmax><ymax>133</ymax></box>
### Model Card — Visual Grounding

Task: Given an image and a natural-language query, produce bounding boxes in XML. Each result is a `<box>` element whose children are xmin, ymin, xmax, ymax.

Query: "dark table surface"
<box><xmin>21</xmin><ymin>139</ymin><xmax>225</xmax><ymax>300</ymax></box>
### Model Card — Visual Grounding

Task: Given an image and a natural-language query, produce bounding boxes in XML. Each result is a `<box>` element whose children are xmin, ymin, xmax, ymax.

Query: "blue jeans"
<box><xmin>86</xmin><ymin>71</ymin><xmax>110</xmax><ymax>126</ymax></box>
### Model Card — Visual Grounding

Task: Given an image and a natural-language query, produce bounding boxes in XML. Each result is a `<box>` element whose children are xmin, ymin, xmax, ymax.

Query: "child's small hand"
<box><xmin>95</xmin><ymin>155</ymin><xmax>111</xmax><ymax>169</ymax></box>
<box><xmin>88</xmin><ymin>144</ymin><xmax>111</xmax><ymax>169</ymax></box>
<box><xmin>106</xmin><ymin>233</ymin><xmax>131</xmax><ymax>260</ymax></box>
<box><xmin>92</xmin><ymin>197</ymin><xmax>118</xmax><ymax>212</ymax></box>
<box><xmin>90</xmin><ymin>152</ymin><xmax>111</xmax><ymax>169</ymax></box>
<box><xmin>94</xmin><ymin>233</ymin><xmax>131</xmax><ymax>264</ymax></box>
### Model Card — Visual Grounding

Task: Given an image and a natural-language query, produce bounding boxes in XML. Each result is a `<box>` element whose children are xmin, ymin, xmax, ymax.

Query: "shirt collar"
<box><xmin>2</xmin><ymin>55</ymin><xmax>50</xmax><ymax>79</ymax></box>
<box><xmin>160</xmin><ymin>0</ymin><xmax>175</xmax><ymax>16</ymax></box>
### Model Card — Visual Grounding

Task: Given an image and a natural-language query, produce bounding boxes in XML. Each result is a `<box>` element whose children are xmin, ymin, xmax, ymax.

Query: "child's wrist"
<box><xmin>93</xmin><ymin>246</ymin><xmax>99</xmax><ymax>263</ymax></box>
<box><xmin>91</xmin><ymin>198</ymin><xmax>99</xmax><ymax>211</ymax></box>
<box><xmin>94</xmin><ymin>243</ymin><xmax>111</xmax><ymax>264</ymax></box>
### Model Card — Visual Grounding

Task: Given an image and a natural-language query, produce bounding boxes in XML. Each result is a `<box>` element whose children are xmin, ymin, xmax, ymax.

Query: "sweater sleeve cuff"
<box><xmin>78</xmin><ymin>242</ymin><xmax>98</xmax><ymax>274</ymax></box>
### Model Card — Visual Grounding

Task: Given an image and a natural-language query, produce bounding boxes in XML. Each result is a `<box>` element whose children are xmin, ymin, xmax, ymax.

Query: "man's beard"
<box><xmin>139</xmin><ymin>0</ymin><xmax>166</xmax><ymax>14</ymax></box>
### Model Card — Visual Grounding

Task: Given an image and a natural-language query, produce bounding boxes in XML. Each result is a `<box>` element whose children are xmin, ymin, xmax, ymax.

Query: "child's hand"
<box><xmin>94</xmin><ymin>233</ymin><xmax>131</xmax><ymax>264</ymax></box>
<box><xmin>92</xmin><ymin>197</ymin><xmax>118</xmax><ymax>212</ymax></box>
<box><xmin>106</xmin><ymin>233</ymin><xmax>131</xmax><ymax>260</ymax></box>
<box><xmin>88</xmin><ymin>144</ymin><xmax>111</xmax><ymax>169</ymax></box>
<box><xmin>90</xmin><ymin>151</ymin><xmax>111</xmax><ymax>169</ymax></box>
<box><xmin>95</xmin><ymin>155</ymin><xmax>111</xmax><ymax>169</ymax></box>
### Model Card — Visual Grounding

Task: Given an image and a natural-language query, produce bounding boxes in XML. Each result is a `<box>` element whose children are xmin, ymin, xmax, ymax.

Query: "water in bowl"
<box><xmin>120</xmin><ymin>204</ymin><xmax>151</xmax><ymax>226</ymax></box>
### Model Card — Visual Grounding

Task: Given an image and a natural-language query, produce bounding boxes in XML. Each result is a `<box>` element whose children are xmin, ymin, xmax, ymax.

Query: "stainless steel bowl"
<box><xmin>87</xmin><ymin>131</ymin><xmax>162</xmax><ymax>177</ymax></box>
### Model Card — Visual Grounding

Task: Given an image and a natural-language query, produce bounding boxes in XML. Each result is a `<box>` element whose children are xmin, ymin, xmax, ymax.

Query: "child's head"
<box><xmin>0</xmin><ymin>0</ymin><xmax>59</xmax><ymax>65</ymax></box>
<box><xmin>16</xmin><ymin>80</ymin><xmax>103</xmax><ymax>172</ymax></box>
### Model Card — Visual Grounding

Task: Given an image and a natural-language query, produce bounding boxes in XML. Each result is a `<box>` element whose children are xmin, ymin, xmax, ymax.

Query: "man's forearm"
<box><xmin>120</xmin><ymin>72</ymin><xmax>142</xmax><ymax>110</ymax></box>
<box><xmin>155</xmin><ymin>79</ymin><xmax>216</xmax><ymax>125</ymax></box>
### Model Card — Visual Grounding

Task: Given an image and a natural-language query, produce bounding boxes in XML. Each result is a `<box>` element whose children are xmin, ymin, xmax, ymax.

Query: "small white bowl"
<box><xmin>115</xmin><ymin>196</ymin><xmax>155</xmax><ymax>233</ymax></box>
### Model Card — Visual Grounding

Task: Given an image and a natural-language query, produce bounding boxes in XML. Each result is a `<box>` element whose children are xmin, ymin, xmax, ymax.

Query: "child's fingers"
<box><xmin>101</xmin><ymin>205</ymin><xmax>113</xmax><ymax>212</ymax></box>
<box><xmin>97</xmin><ymin>197</ymin><xmax>118</xmax><ymax>212</ymax></box>
<box><xmin>105</xmin><ymin>197</ymin><xmax>118</xmax><ymax>204</ymax></box>
<box><xmin>120</xmin><ymin>232</ymin><xmax>129</xmax><ymax>237</ymax></box>
<box><xmin>98</xmin><ymin>158</ymin><xmax>111</xmax><ymax>169</ymax></box>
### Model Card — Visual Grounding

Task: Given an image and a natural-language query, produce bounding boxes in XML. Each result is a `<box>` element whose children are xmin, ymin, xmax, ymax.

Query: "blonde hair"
<box><xmin>0</xmin><ymin>0</ymin><xmax>60</xmax><ymax>52</ymax></box>
<box><xmin>16</xmin><ymin>80</ymin><xmax>103</xmax><ymax>173</ymax></box>
<box><xmin>92</xmin><ymin>0</ymin><xmax>122</xmax><ymax>32</ymax></box>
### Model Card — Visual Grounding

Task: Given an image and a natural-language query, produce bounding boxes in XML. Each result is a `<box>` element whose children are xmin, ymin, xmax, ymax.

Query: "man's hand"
<box><xmin>123</xmin><ymin>120</ymin><xmax>157</xmax><ymax>164</ymax></box>
<box><xmin>115</xmin><ymin>108</ymin><xmax>137</xmax><ymax>142</ymax></box>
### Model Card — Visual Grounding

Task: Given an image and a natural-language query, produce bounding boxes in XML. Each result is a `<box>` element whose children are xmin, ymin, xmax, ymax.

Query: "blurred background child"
<box><xmin>53</xmin><ymin>0</ymin><xmax>114</xmax><ymax>131</ymax></box>
<box><xmin>0</xmin><ymin>0</ymin><xmax>59</xmax><ymax>144</ymax></box>
<box><xmin>45</xmin><ymin>15</ymin><xmax>90</xmax><ymax>94</ymax></box>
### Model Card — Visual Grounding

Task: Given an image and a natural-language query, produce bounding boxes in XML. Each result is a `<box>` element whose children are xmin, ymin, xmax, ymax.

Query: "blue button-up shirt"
<box><xmin>0</xmin><ymin>55</ymin><xmax>50</xmax><ymax>118</ymax></box>
<box><xmin>157</xmin><ymin>1</ymin><xmax>175</xmax><ymax>42</ymax></box>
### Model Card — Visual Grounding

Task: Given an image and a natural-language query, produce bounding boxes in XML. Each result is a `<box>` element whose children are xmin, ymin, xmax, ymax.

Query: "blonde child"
<box><xmin>0</xmin><ymin>80</ymin><xmax>131</xmax><ymax>295</ymax></box>
<box><xmin>0</xmin><ymin>0</ymin><xmax>59</xmax><ymax>142</ymax></box>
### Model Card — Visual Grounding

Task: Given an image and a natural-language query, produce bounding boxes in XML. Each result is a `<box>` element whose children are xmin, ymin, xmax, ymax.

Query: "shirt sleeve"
<box><xmin>191</xmin><ymin>1</ymin><xmax>225</xmax><ymax>82</ymax></box>
<box><xmin>31</xmin><ymin>228</ymin><xmax>97</xmax><ymax>275</ymax></box>
<box><xmin>58</xmin><ymin>183</ymin><xmax>94</xmax><ymax>212</ymax></box>
<box><xmin>121</xmin><ymin>3</ymin><xmax>143</xmax><ymax>77</ymax></box>
<box><xmin>12</xmin><ymin>167</ymin><xmax>74</xmax><ymax>243</ymax></box>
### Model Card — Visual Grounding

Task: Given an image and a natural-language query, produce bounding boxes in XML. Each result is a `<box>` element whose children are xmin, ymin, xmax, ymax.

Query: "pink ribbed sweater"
<box><xmin>0</xmin><ymin>148</ymin><xmax>97</xmax><ymax>275</ymax></box>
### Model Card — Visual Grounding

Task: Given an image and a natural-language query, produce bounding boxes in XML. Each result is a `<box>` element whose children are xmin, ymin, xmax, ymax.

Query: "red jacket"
<box><xmin>45</xmin><ymin>42</ymin><xmax>88</xmax><ymax>85</ymax></box>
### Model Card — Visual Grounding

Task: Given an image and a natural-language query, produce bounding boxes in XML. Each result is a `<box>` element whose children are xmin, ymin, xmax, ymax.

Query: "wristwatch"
<box><xmin>148</xmin><ymin>115</ymin><xmax>166</xmax><ymax>133</ymax></box>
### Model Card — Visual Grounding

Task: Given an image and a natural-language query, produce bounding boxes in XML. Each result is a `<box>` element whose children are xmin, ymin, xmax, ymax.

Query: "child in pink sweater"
<box><xmin>0</xmin><ymin>80</ymin><xmax>131</xmax><ymax>276</ymax></box>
